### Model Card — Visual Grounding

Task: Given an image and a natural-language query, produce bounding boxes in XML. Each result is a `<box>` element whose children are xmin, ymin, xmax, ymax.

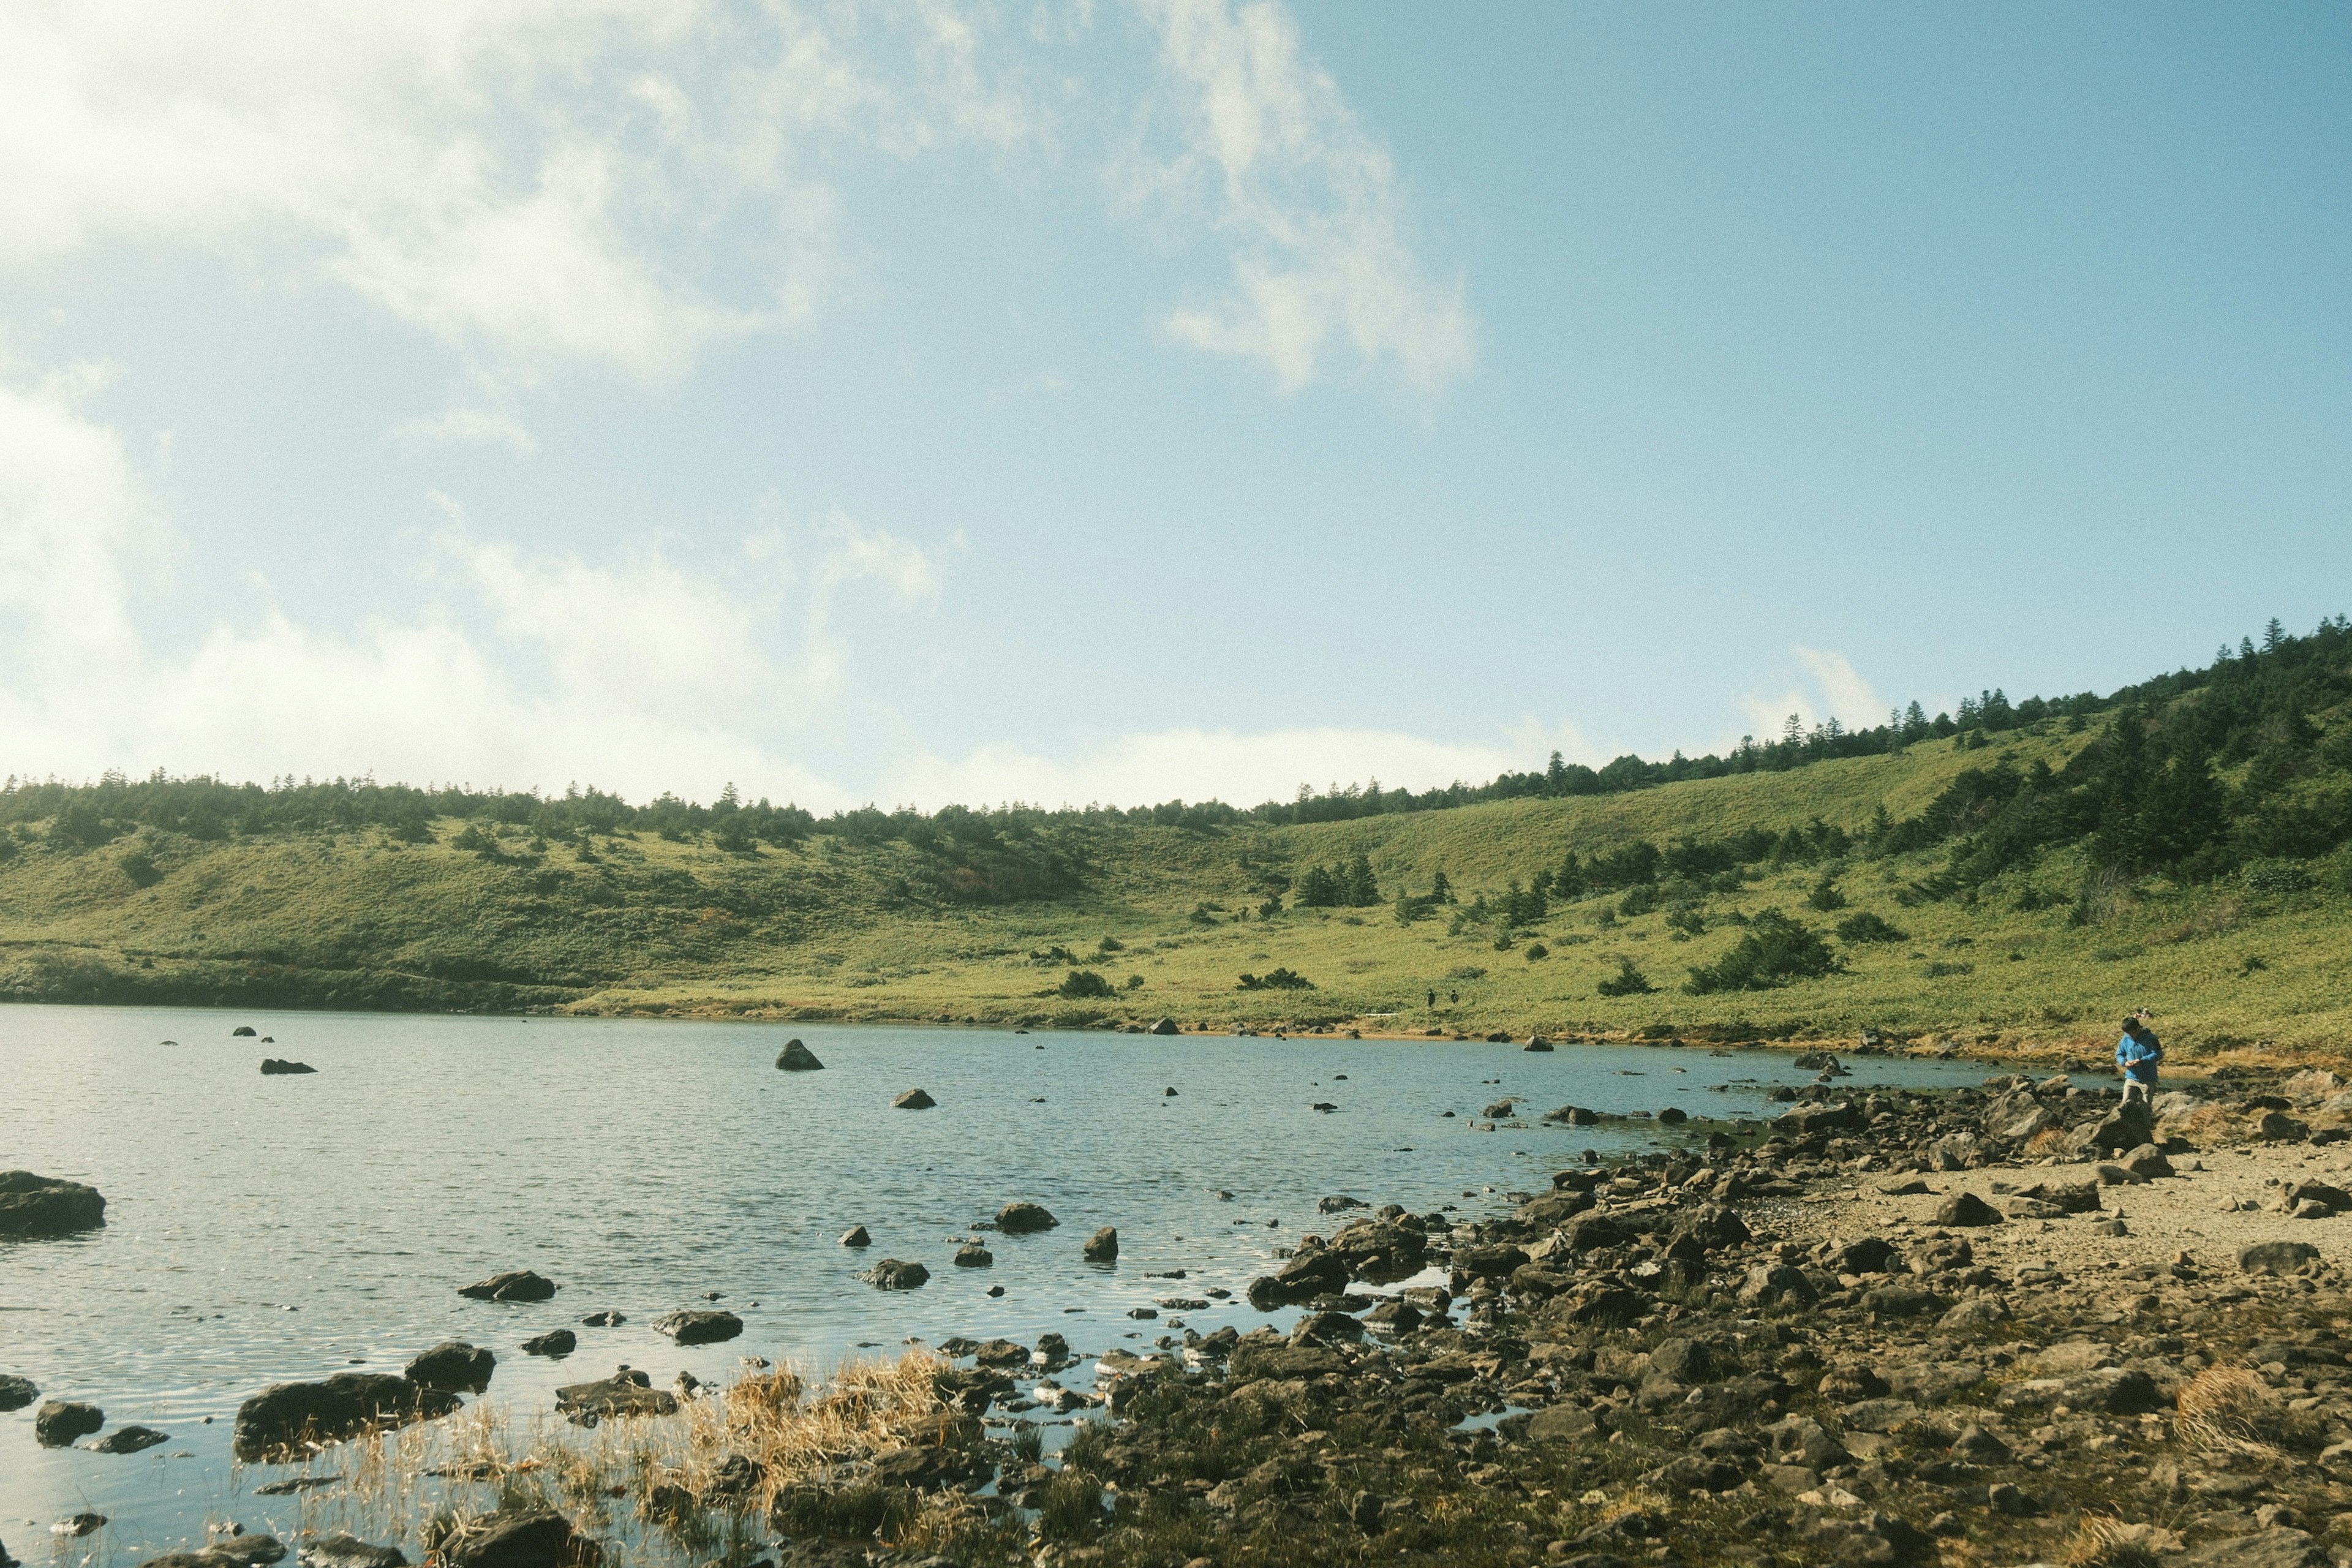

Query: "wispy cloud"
<box><xmin>1735</xmin><ymin>646</ymin><xmax>1890</xmax><ymax>744</ymax></box>
<box><xmin>1133</xmin><ymin>0</ymin><xmax>1476</xmax><ymax>391</ymax></box>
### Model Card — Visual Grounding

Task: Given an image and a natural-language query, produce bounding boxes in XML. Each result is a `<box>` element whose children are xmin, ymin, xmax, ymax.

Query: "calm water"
<box><xmin>0</xmin><ymin>1006</ymin><xmax>1994</xmax><ymax>1558</ymax></box>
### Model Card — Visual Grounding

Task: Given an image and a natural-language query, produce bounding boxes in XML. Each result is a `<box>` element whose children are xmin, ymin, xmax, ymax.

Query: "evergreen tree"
<box><xmin>1344</xmin><ymin>853</ymin><xmax>1379</xmax><ymax>906</ymax></box>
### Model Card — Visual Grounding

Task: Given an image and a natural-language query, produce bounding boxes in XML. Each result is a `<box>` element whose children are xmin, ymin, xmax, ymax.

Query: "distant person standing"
<box><xmin>2116</xmin><ymin>1012</ymin><xmax>2162</xmax><ymax>1107</ymax></box>
<box><xmin>1427</xmin><ymin>989</ymin><xmax>1436</xmax><ymax>1009</ymax></box>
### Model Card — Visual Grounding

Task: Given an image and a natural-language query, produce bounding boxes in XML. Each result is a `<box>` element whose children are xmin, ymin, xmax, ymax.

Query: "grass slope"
<box><xmin>2</xmin><ymin>729</ymin><xmax>2348</xmax><ymax>1063</ymax></box>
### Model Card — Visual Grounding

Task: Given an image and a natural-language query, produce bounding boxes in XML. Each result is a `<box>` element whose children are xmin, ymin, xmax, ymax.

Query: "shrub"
<box><xmin>1525</xmin><ymin>943</ymin><xmax>1549</xmax><ymax>960</ymax></box>
<box><xmin>1685</xmin><ymin>908</ymin><xmax>1843</xmax><ymax>993</ymax></box>
<box><xmin>1618</xmin><ymin>885</ymin><xmax>1660</xmax><ymax>918</ymax></box>
<box><xmin>1836</xmin><ymin>911</ymin><xmax>1909</xmax><ymax>944</ymax></box>
<box><xmin>1058</xmin><ymin>970</ymin><xmax>1115</xmax><ymax>999</ymax></box>
<box><xmin>1596</xmin><ymin>956</ymin><xmax>1655</xmax><ymax>997</ymax></box>
<box><xmin>1236</xmin><ymin>968</ymin><xmax>1314</xmax><ymax>990</ymax></box>
<box><xmin>1805</xmin><ymin>875</ymin><xmax>1848</xmax><ymax>911</ymax></box>
<box><xmin>1123</xmin><ymin>974</ymin><xmax>1144</xmax><ymax>990</ymax></box>
<box><xmin>119</xmin><ymin>850</ymin><xmax>162</xmax><ymax>888</ymax></box>
<box><xmin>1029</xmin><ymin>945</ymin><xmax>1079</xmax><ymax>967</ymax></box>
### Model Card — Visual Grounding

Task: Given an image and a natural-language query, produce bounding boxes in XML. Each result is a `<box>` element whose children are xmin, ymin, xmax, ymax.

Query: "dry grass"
<box><xmin>2173</xmin><ymin>1365</ymin><xmax>2283</xmax><ymax>1457</ymax></box>
<box><xmin>247</xmin><ymin>1352</ymin><xmax>959</xmax><ymax>1568</ymax></box>
<box><xmin>2061</xmin><ymin>1512</ymin><xmax>2162</xmax><ymax>1568</ymax></box>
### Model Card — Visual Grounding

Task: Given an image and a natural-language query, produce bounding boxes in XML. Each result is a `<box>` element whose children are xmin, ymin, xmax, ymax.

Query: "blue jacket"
<box><xmin>2116</xmin><ymin>1030</ymin><xmax>2162</xmax><ymax>1084</ymax></box>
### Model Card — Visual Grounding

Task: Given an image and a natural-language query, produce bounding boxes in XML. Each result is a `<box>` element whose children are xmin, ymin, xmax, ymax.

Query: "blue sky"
<box><xmin>2</xmin><ymin>1</ymin><xmax>2346</xmax><ymax>810</ymax></box>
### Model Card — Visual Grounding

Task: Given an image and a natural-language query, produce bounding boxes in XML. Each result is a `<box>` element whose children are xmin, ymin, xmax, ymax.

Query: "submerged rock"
<box><xmin>892</xmin><ymin>1088</ymin><xmax>936</xmax><ymax>1110</ymax></box>
<box><xmin>521</xmin><ymin>1330</ymin><xmax>576</xmax><ymax>1358</ymax></box>
<box><xmin>953</xmin><ymin>1243</ymin><xmax>993</xmax><ymax>1267</ymax></box>
<box><xmin>1083</xmin><ymin>1226</ymin><xmax>1119</xmax><ymax>1262</ymax></box>
<box><xmin>0</xmin><ymin>1373</ymin><xmax>37</xmax><ymax>1410</ymax></box>
<box><xmin>652</xmin><ymin>1310</ymin><xmax>742</xmax><ymax>1345</ymax></box>
<box><xmin>459</xmin><ymin>1270</ymin><xmax>556</xmax><ymax>1302</ymax></box>
<box><xmin>0</xmin><ymin>1172</ymin><xmax>107</xmax><ymax>1237</ymax></box>
<box><xmin>997</xmin><ymin>1201</ymin><xmax>1058</xmax><ymax>1234</ymax></box>
<box><xmin>258</xmin><ymin>1060</ymin><xmax>317</xmax><ymax>1076</ymax></box>
<box><xmin>554</xmin><ymin>1371</ymin><xmax>676</xmax><ymax>1420</ymax></box>
<box><xmin>232</xmin><ymin>1374</ymin><xmax>460</xmax><ymax>1461</ymax></box>
<box><xmin>89</xmin><ymin>1424</ymin><xmax>170</xmax><ymax>1454</ymax></box>
<box><xmin>35</xmin><ymin>1400</ymin><xmax>104</xmax><ymax>1446</ymax></box>
<box><xmin>404</xmin><ymin>1341</ymin><xmax>496</xmax><ymax>1392</ymax></box>
<box><xmin>862</xmin><ymin>1259</ymin><xmax>930</xmax><ymax>1291</ymax></box>
<box><xmin>138</xmin><ymin>1534</ymin><xmax>288</xmax><ymax>1568</ymax></box>
<box><xmin>774</xmin><ymin>1039</ymin><xmax>823</xmax><ymax>1071</ymax></box>
<box><xmin>839</xmin><ymin>1225</ymin><xmax>871</xmax><ymax>1247</ymax></box>
<box><xmin>298</xmin><ymin>1536</ymin><xmax>407</xmax><ymax>1568</ymax></box>
<box><xmin>579</xmin><ymin>1310</ymin><xmax>624</xmax><ymax>1327</ymax></box>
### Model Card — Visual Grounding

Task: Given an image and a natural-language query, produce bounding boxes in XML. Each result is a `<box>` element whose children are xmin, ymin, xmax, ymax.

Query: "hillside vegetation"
<box><xmin>4</xmin><ymin>622</ymin><xmax>2351</xmax><ymax>1061</ymax></box>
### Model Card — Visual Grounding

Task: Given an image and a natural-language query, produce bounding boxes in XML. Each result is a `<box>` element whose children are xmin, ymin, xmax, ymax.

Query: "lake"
<box><xmin>0</xmin><ymin>1005</ymin><xmax>1995</xmax><ymax>1559</ymax></box>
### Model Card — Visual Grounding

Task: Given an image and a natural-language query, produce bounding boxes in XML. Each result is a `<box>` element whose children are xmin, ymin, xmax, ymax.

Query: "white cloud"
<box><xmin>389</xmin><ymin>404</ymin><xmax>540</xmax><ymax>456</ymax></box>
<box><xmin>1134</xmin><ymin>0</ymin><xmax>1476</xmax><ymax>391</ymax></box>
<box><xmin>889</xmin><ymin>722</ymin><xmax>1585</xmax><ymax>810</ymax></box>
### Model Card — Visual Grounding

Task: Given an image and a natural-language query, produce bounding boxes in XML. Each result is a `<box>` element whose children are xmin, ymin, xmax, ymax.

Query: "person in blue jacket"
<box><xmin>2116</xmin><ymin>1012</ymin><xmax>2162</xmax><ymax>1107</ymax></box>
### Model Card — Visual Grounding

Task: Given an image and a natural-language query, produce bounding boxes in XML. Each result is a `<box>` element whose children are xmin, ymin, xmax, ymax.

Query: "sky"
<box><xmin>2</xmin><ymin>1</ymin><xmax>2347</xmax><ymax>812</ymax></box>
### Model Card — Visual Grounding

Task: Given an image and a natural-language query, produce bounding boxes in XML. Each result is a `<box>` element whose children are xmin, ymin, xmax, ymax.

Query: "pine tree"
<box><xmin>1344</xmin><ymin>853</ymin><xmax>1379</xmax><ymax>907</ymax></box>
<box><xmin>2264</xmin><ymin>617</ymin><xmax>2286</xmax><ymax>652</ymax></box>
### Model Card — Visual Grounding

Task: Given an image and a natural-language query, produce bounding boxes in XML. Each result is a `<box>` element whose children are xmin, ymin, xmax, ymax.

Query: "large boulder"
<box><xmin>520</xmin><ymin>1330</ymin><xmax>576</xmax><ymax>1358</ymax></box>
<box><xmin>652</xmin><ymin>1310</ymin><xmax>742</xmax><ymax>1345</ymax></box>
<box><xmin>459</xmin><ymin>1270</ymin><xmax>556</xmax><ymax>1302</ymax></box>
<box><xmin>259</xmin><ymin>1060</ymin><xmax>317</xmax><ymax>1076</ymax></box>
<box><xmin>404</xmin><ymin>1342</ymin><xmax>496</xmax><ymax>1392</ymax></box>
<box><xmin>1082</xmin><ymin>1227</ymin><xmax>1118</xmax><ymax>1262</ymax></box>
<box><xmin>2079</xmin><ymin>1101</ymin><xmax>2156</xmax><ymax>1154</ymax></box>
<box><xmin>0</xmin><ymin>1172</ymin><xmax>106</xmax><ymax>1237</ymax></box>
<box><xmin>440</xmin><ymin>1506</ymin><xmax>598</xmax><ymax>1568</ymax></box>
<box><xmin>35</xmin><ymin>1400</ymin><xmax>104</xmax><ymax>1446</ymax></box>
<box><xmin>1776</xmin><ymin>1101</ymin><xmax>1862</xmax><ymax>1136</ymax></box>
<box><xmin>892</xmin><ymin>1088</ymin><xmax>936</xmax><ymax>1110</ymax></box>
<box><xmin>997</xmin><ymin>1201</ymin><xmax>1058</xmax><ymax>1234</ymax></box>
<box><xmin>233</xmin><ymin>1374</ymin><xmax>460</xmax><ymax>1460</ymax></box>
<box><xmin>0</xmin><ymin>1374</ymin><xmax>37</xmax><ymax>1410</ymax></box>
<box><xmin>774</xmin><ymin>1039</ymin><xmax>824</xmax><ymax>1071</ymax></box>
<box><xmin>553</xmin><ymin>1371</ymin><xmax>676</xmax><ymax>1420</ymax></box>
<box><xmin>1930</xmin><ymin>1191</ymin><xmax>2003</xmax><ymax>1227</ymax></box>
<box><xmin>2241</xmin><ymin>1240</ymin><xmax>2321</xmax><ymax>1276</ymax></box>
<box><xmin>1150</xmin><ymin>1017</ymin><xmax>1180</xmax><ymax>1036</ymax></box>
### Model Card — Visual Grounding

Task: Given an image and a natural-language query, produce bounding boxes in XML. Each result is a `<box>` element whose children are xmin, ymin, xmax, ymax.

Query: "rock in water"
<box><xmin>0</xmin><ymin>1374</ymin><xmax>37</xmax><ymax>1410</ymax></box>
<box><xmin>774</xmin><ymin>1039</ymin><xmax>824</xmax><ymax>1071</ymax></box>
<box><xmin>258</xmin><ymin>1060</ymin><xmax>317</xmax><ymax>1076</ymax></box>
<box><xmin>138</xmin><ymin>1534</ymin><xmax>290</xmax><ymax>1568</ymax></box>
<box><xmin>298</xmin><ymin>1535</ymin><xmax>408</xmax><ymax>1568</ymax></box>
<box><xmin>1524</xmin><ymin>1037</ymin><xmax>1554</xmax><ymax>1052</ymax></box>
<box><xmin>652</xmin><ymin>1309</ymin><xmax>742</xmax><ymax>1345</ymax></box>
<box><xmin>1150</xmin><ymin>1017</ymin><xmax>1180</xmax><ymax>1036</ymax></box>
<box><xmin>1083</xmin><ymin>1226</ymin><xmax>1118</xmax><ymax>1263</ymax></box>
<box><xmin>52</xmin><ymin>1514</ymin><xmax>105</xmax><ymax>1539</ymax></box>
<box><xmin>232</xmin><ymin>1374</ymin><xmax>461</xmax><ymax>1461</ymax></box>
<box><xmin>554</xmin><ymin>1372</ymin><xmax>676</xmax><ymax>1420</ymax></box>
<box><xmin>404</xmin><ymin>1342</ymin><xmax>496</xmax><ymax>1391</ymax></box>
<box><xmin>952</xmin><ymin>1243</ymin><xmax>993</xmax><ymax>1267</ymax></box>
<box><xmin>89</xmin><ymin>1425</ymin><xmax>169</xmax><ymax>1453</ymax></box>
<box><xmin>997</xmin><ymin>1201</ymin><xmax>1058</xmax><ymax>1233</ymax></box>
<box><xmin>861</xmin><ymin>1259</ymin><xmax>930</xmax><ymax>1291</ymax></box>
<box><xmin>458</xmin><ymin>1270</ymin><xmax>556</xmax><ymax>1302</ymax></box>
<box><xmin>839</xmin><ymin>1225</ymin><xmax>870</xmax><ymax>1247</ymax></box>
<box><xmin>892</xmin><ymin>1088</ymin><xmax>935</xmax><ymax>1109</ymax></box>
<box><xmin>35</xmin><ymin>1400</ymin><xmax>104</xmax><ymax>1446</ymax></box>
<box><xmin>520</xmin><ymin>1330</ymin><xmax>576</xmax><ymax>1358</ymax></box>
<box><xmin>232</xmin><ymin>1025</ymin><xmax>258</xmax><ymax>1036</ymax></box>
<box><xmin>441</xmin><ymin>1506</ymin><xmax>597</xmax><ymax>1568</ymax></box>
<box><xmin>1931</xmin><ymin>1191</ymin><xmax>2004</xmax><ymax>1227</ymax></box>
<box><xmin>579</xmin><ymin>1310</ymin><xmax>624</xmax><ymax>1327</ymax></box>
<box><xmin>0</xmin><ymin>1172</ymin><xmax>107</xmax><ymax>1237</ymax></box>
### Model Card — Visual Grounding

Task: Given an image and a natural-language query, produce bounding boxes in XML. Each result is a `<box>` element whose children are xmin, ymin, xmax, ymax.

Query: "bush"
<box><xmin>1618</xmin><ymin>885</ymin><xmax>1660</xmax><ymax>918</ymax></box>
<box><xmin>1524</xmin><ymin>943</ymin><xmax>1549</xmax><ymax>960</ymax></box>
<box><xmin>1123</xmin><ymin>974</ymin><xmax>1144</xmax><ymax>990</ymax></box>
<box><xmin>1835</xmin><ymin>911</ymin><xmax>1909</xmax><ymax>944</ymax></box>
<box><xmin>1805</xmin><ymin>875</ymin><xmax>1848</xmax><ymax>911</ymax></box>
<box><xmin>119</xmin><ymin>850</ymin><xmax>162</xmax><ymax>888</ymax></box>
<box><xmin>1685</xmin><ymin>908</ymin><xmax>1844</xmax><ymax>993</ymax></box>
<box><xmin>1236</xmin><ymin>968</ymin><xmax>1314</xmax><ymax>991</ymax></box>
<box><xmin>1596</xmin><ymin>956</ymin><xmax>1654</xmax><ymax>997</ymax></box>
<box><xmin>1029</xmin><ymin>945</ymin><xmax>1079</xmax><ymax>966</ymax></box>
<box><xmin>1058</xmin><ymin>970</ymin><xmax>1115</xmax><ymax>1000</ymax></box>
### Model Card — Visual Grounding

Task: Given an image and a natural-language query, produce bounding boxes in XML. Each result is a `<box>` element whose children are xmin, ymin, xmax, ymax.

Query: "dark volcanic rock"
<box><xmin>35</xmin><ymin>1400</ymin><xmax>104</xmax><ymax>1446</ymax></box>
<box><xmin>774</xmin><ymin>1038</ymin><xmax>823</xmax><ymax>1070</ymax></box>
<box><xmin>442</xmin><ymin>1506</ymin><xmax>597</xmax><ymax>1568</ymax></box>
<box><xmin>0</xmin><ymin>1171</ymin><xmax>107</xmax><ymax>1237</ymax></box>
<box><xmin>997</xmin><ymin>1201</ymin><xmax>1058</xmax><ymax>1233</ymax></box>
<box><xmin>404</xmin><ymin>1341</ymin><xmax>496</xmax><ymax>1391</ymax></box>
<box><xmin>652</xmin><ymin>1310</ymin><xmax>742</xmax><ymax>1345</ymax></box>
<box><xmin>90</xmin><ymin>1424</ymin><xmax>170</xmax><ymax>1453</ymax></box>
<box><xmin>861</xmin><ymin>1259</ymin><xmax>930</xmax><ymax>1291</ymax></box>
<box><xmin>1082</xmin><ymin>1226</ymin><xmax>1119</xmax><ymax>1262</ymax></box>
<box><xmin>259</xmin><ymin>1060</ymin><xmax>317</xmax><ymax>1076</ymax></box>
<box><xmin>459</xmin><ymin>1270</ymin><xmax>556</xmax><ymax>1303</ymax></box>
<box><xmin>0</xmin><ymin>1373</ymin><xmax>36</xmax><ymax>1410</ymax></box>
<box><xmin>554</xmin><ymin>1371</ymin><xmax>676</xmax><ymax>1420</ymax></box>
<box><xmin>234</xmin><ymin>1375</ymin><xmax>460</xmax><ymax>1460</ymax></box>
<box><xmin>298</xmin><ymin>1535</ymin><xmax>408</xmax><ymax>1568</ymax></box>
<box><xmin>1930</xmin><ymin>1191</ymin><xmax>2003</xmax><ymax>1227</ymax></box>
<box><xmin>521</xmin><ymin>1330</ymin><xmax>576</xmax><ymax>1357</ymax></box>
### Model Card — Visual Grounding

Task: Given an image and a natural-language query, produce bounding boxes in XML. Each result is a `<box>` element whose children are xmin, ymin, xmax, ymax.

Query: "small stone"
<box><xmin>862</xmin><ymin>1259</ymin><xmax>930</xmax><ymax>1291</ymax></box>
<box><xmin>1931</xmin><ymin>1191</ymin><xmax>2003</xmax><ymax>1227</ymax></box>
<box><xmin>839</xmin><ymin>1225</ymin><xmax>870</xmax><ymax>1247</ymax></box>
<box><xmin>521</xmin><ymin>1330</ymin><xmax>576</xmax><ymax>1358</ymax></box>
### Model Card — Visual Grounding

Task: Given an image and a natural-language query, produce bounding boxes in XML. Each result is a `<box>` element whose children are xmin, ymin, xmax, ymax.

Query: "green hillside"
<box><xmin>5</xmin><ymin>625</ymin><xmax>2352</xmax><ymax>1061</ymax></box>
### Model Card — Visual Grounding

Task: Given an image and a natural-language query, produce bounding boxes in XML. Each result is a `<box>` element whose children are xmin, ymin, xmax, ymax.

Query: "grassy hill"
<box><xmin>4</xmin><ymin>715</ymin><xmax>2350</xmax><ymax>1064</ymax></box>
